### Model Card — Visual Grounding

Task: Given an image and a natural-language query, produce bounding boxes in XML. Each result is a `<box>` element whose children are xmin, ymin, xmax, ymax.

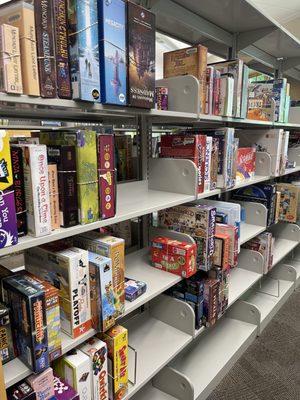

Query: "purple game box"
<box><xmin>53</xmin><ymin>375</ymin><xmax>79</xmax><ymax>400</ymax></box>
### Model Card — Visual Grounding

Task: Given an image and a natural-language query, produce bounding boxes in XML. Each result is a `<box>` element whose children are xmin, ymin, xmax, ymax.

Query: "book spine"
<box><xmin>213</xmin><ymin>70</ymin><xmax>221</xmax><ymax>115</ymax></box>
<box><xmin>10</xmin><ymin>146</ymin><xmax>27</xmax><ymax>236</ymax></box>
<box><xmin>53</xmin><ymin>0</ymin><xmax>72</xmax><ymax>99</ymax></box>
<box><xmin>35</xmin><ymin>0</ymin><xmax>57</xmax><ymax>98</ymax></box>
<box><xmin>197</xmin><ymin>45</ymin><xmax>207</xmax><ymax>114</ymax></box>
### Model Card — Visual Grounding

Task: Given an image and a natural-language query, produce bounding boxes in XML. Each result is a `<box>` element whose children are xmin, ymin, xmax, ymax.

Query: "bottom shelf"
<box><xmin>286</xmin><ymin>258</ymin><xmax>300</xmax><ymax>287</ymax></box>
<box><xmin>4</xmin><ymin>328</ymin><xmax>97</xmax><ymax>388</ymax></box>
<box><xmin>131</xmin><ymin>382</ymin><xmax>177</xmax><ymax>400</ymax></box>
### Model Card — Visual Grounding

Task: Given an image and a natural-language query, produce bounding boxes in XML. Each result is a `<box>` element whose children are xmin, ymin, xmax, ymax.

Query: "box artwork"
<box><xmin>0</xmin><ymin>189</ymin><xmax>18</xmax><ymax>249</ymax></box>
<box><xmin>125</xmin><ymin>277</ymin><xmax>147</xmax><ymax>302</ymax></box>
<box><xmin>7</xmin><ymin>381</ymin><xmax>36</xmax><ymax>400</ymax></box>
<box><xmin>80</xmin><ymin>337</ymin><xmax>108</xmax><ymax>400</ymax></box>
<box><xmin>74</xmin><ymin>232</ymin><xmax>125</xmax><ymax>317</ymax></box>
<box><xmin>25</xmin><ymin>245</ymin><xmax>91</xmax><ymax>338</ymax></box>
<box><xmin>97</xmin><ymin>134</ymin><xmax>116</xmax><ymax>220</ymax></box>
<box><xmin>155</xmin><ymin>87</ymin><xmax>168</xmax><ymax>110</ymax></box>
<box><xmin>276</xmin><ymin>183</ymin><xmax>299</xmax><ymax>223</ymax></box>
<box><xmin>213</xmin><ymin>233</ymin><xmax>230</xmax><ymax>271</ymax></box>
<box><xmin>53</xmin><ymin>375</ymin><xmax>79</xmax><ymax>400</ymax></box>
<box><xmin>2</xmin><ymin>274</ymin><xmax>49</xmax><ymax>373</ymax></box>
<box><xmin>98</xmin><ymin>0</ymin><xmax>127</xmax><ymax>105</ymax></box>
<box><xmin>26</xmin><ymin>367</ymin><xmax>55</xmax><ymax>400</ymax></box>
<box><xmin>22</xmin><ymin>272</ymin><xmax>61</xmax><ymax>362</ymax></box>
<box><xmin>236</xmin><ymin>147</ymin><xmax>256</xmax><ymax>182</ymax></box>
<box><xmin>0</xmin><ymin>24</ymin><xmax>23</xmax><ymax>94</ymax></box>
<box><xmin>0</xmin><ymin>1</ymin><xmax>39</xmax><ymax>96</ymax></box>
<box><xmin>0</xmin><ymin>302</ymin><xmax>14</xmax><ymax>364</ymax></box>
<box><xmin>127</xmin><ymin>1</ymin><xmax>155</xmax><ymax>108</ymax></box>
<box><xmin>89</xmin><ymin>251</ymin><xmax>116</xmax><ymax>332</ymax></box>
<box><xmin>151</xmin><ymin>236</ymin><xmax>197</xmax><ymax>278</ymax></box>
<box><xmin>53</xmin><ymin>349</ymin><xmax>91</xmax><ymax>400</ymax></box>
<box><xmin>102</xmin><ymin>325</ymin><xmax>128</xmax><ymax>400</ymax></box>
<box><xmin>11</xmin><ymin>146</ymin><xmax>27</xmax><ymax>236</ymax></box>
<box><xmin>68</xmin><ymin>0</ymin><xmax>100</xmax><ymax>102</ymax></box>
<box><xmin>19</xmin><ymin>144</ymin><xmax>51</xmax><ymax>237</ymax></box>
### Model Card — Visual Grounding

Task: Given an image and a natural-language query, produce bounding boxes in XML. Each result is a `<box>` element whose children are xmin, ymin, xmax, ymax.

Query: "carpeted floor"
<box><xmin>207</xmin><ymin>287</ymin><xmax>300</xmax><ymax>400</ymax></box>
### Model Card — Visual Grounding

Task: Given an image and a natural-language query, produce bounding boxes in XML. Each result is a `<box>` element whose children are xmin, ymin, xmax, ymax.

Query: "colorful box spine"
<box><xmin>53</xmin><ymin>0</ymin><xmax>72</xmax><ymax>99</ymax></box>
<box><xmin>7</xmin><ymin>381</ymin><xmax>36</xmax><ymax>400</ymax></box>
<box><xmin>0</xmin><ymin>302</ymin><xmax>14</xmax><ymax>364</ymax></box>
<box><xmin>88</xmin><ymin>252</ymin><xmax>116</xmax><ymax>332</ymax></box>
<box><xmin>34</xmin><ymin>0</ymin><xmax>56</xmax><ymax>98</ymax></box>
<box><xmin>97</xmin><ymin>134</ymin><xmax>116</xmax><ymax>220</ymax></box>
<box><xmin>204</xmin><ymin>136</ymin><xmax>212</xmax><ymax>192</ymax></box>
<box><xmin>19</xmin><ymin>144</ymin><xmax>51</xmax><ymax>237</ymax></box>
<box><xmin>48</xmin><ymin>164</ymin><xmax>60</xmax><ymax>230</ymax></box>
<box><xmin>0</xmin><ymin>1</ymin><xmax>39</xmax><ymax>96</ymax></box>
<box><xmin>212</xmin><ymin>69</ymin><xmax>221</xmax><ymax>115</ymax></box>
<box><xmin>205</xmin><ymin>66</ymin><xmax>214</xmax><ymax>114</ymax></box>
<box><xmin>210</xmin><ymin>138</ymin><xmax>219</xmax><ymax>190</ymax></box>
<box><xmin>102</xmin><ymin>325</ymin><xmax>128</xmax><ymax>400</ymax></box>
<box><xmin>236</xmin><ymin>147</ymin><xmax>256</xmax><ymax>182</ymax></box>
<box><xmin>10</xmin><ymin>146</ymin><xmax>27</xmax><ymax>236</ymax></box>
<box><xmin>47</xmin><ymin>145</ymin><xmax>78</xmax><ymax>228</ymax></box>
<box><xmin>98</xmin><ymin>0</ymin><xmax>127</xmax><ymax>105</ymax></box>
<box><xmin>203</xmin><ymin>279</ymin><xmax>219</xmax><ymax>327</ymax></box>
<box><xmin>68</xmin><ymin>0</ymin><xmax>100</xmax><ymax>102</ymax></box>
<box><xmin>155</xmin><ymin>87</ymin><xmax>168</xmax><ymax>110</ymax></box>
<box><xmin>0</xmin><ymin>24</ymin><xmax>23</xmax><ymax>94</ymax></box>
<box><xmin>277</xmin><ymin>183</ymin><xmax>299</xmax><ymax>223</ymax></box>
<box><xmin>127</xmin><ymin>1</ymin><xmax>155</xmax><ymax>108</ymax></box>
<box><xmin>2</xmin><ymin>275</ymin><xmax>49</xmax><ymax>373</ymax></box>
<box><xmin>26</xmin><ymin>367</ymin><xmax>55</xmax><ymax>400</ymax></box>
<box><xmin>80</xmin><ymin>337</ymin><xmax>108</xmax><ymax>400</ymax></box>
<box><xmin>213</xmin><ymin>233</ymin><xmax>230</xmax><ymax>270</ymax></box>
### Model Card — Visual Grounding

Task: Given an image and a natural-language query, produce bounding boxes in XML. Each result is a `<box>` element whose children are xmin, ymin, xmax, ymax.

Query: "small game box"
<box><xmin>125</xmin><ymin>277</ymin><xmax>147</xmax><ymax>302</ymax></box>
<box><xmin>27</xmin><ymin>367</ymin><xmax>55</xmax><ymax>400</ymax></box>
<box><xmin>53</xmin><ymin>349</ymin><xmax>91</xmax><ymax>400</ymax></box>
<box><xmin>2</xmin><ymin>275</ymin><xmax>49</xmax><ymax>373</ymax></box>
<box><xmin>53</xmin><ymin>375</ymin><xmax>79</xmax><ymax>400</ymax></box>
<box><xmin>74</xmin><ymin>232</ymin><xmax>125</xmax><ymax>317</ymax></box>
<box><xmin>213</xmin><ymin>233</ymin><xmax>230</xmax><ymax>271</ymax></box>
<box><xmin>151</xmin><ymin>236</ymin><xmax>197</xmax><ymax>278</ymax></box>
<box><xmin>0</xmin><ymin>302</ymin><xmax>14</xmax><ymax>364</ymax></box>
<box><xmin>7</xmin><ymin>381</ymin><xmax>36</xmax><ymax>400</ymax></box>
<box><xmin>80</xmin><ymin>337</ymin><xmax>108</xmax><ymax>400</ymax></box>
<box><xmin>102</xmin><ymin>325</ymin><xmax>128</xmax><ymax>400</ymax></box>
<box><xmin>88</xmin><ymin>251</ymin><xmax>116</xmax><ymax>332</ymax></box>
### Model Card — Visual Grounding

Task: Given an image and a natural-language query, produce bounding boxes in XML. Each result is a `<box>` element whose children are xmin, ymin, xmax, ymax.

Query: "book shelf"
<box><xmin>2</xmin><ymin>0</ymin><xmax>300</xmax><ymax>398</ymax></box>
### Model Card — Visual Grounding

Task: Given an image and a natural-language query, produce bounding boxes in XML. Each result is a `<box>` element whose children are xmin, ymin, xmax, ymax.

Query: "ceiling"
<box><xmin>252</xmin><ymin>0</ymin><xmax>300</xmax><ymax>25</ymax></box>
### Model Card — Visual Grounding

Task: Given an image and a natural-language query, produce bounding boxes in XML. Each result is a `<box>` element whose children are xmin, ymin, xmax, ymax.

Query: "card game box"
<box><xmin>215</xmin><ymin>223</ymin><xmax>238</xmax><ymax>268</ymax></box>
<box><xmin>53</xmin><ymin>375</ymin><xmax>79</xmax><ymax>400</ymax></box>
<box><xmin>236</xmin><ymin>147</ymin><xmax>256</xmax><ymax>182</ymax></box>
<box><xmin>0</xmin><ymin>188</ymin><xmax>18</xmax><ymax>249</ymax></box>
<box><xmin>164</xmin><ymin>44</ymin><xmax>207</xmax><ymax>113</ymax></box>
<box><xmin>102</xmin><ymin>325</ymin><xmax>128</xmax><ymax>400</ymax></box>
<box><xmin>88</xmin><ymin>251</ymin><xmax>116</xmax><ymax>332</ymax></box>
<box><xmin>160</xmin><ymin>134</ymin><xmax>206</xmax><ymax>193</ymax></box>
<box><xmin>22</xmin><ymin>272</ymin><xmax>61</xmax><ymax>362</ymax></box>
<box><xmin>0</xmin><ymin>302</ymin><xmax>14</xmax><ymax>364</ymax></box>
<box><xmin>151</xmin><ymin>236</ymin><xmax>197</xmax><ymax>278</ymax></box>
<box><xmin>209</xmin><ymin>267</ymin><xmax>229</xmax><ymax>318</ymax></box>
<box><xmin>2</xmin><ymin>274</ymin><xmax>49</xmax><ymax>373</ymax></box>
<box><xmin>213</xmin><ymin>233</ymin><xmax>230</xmax><ymax>271</ymax></box>
<box><xmin>53</xmin><ymin>349</ymin><xmax>91</xmax><ymax>400</ymax></box>
<box><xmin>25</xmin><ymin>245</ymin><xmax>91</xmax><ymax>338</ymax></box>
<box><xmin>97</xmin><ymin>134</ymin><xmax>116</xmax><ymax>220</ymax></box>
<box><xmin>18</xmin><ymin>144</ymin><xmax>51</xmax><ymax>237</ymax></box>
<box><xmin>40</xmin><ymin>130</ymin><xmax>99</xmax><ymax>225</ymax></box>
<box><xmin>204</xmin><ymin>136</ymin><xmax>212</xmax><ymax>192</ymax></box>
<box><xmin>0</xmin><ymin>23</ymin><xmax>23</xmax><ymax>94</ymax></box>
<box><xmin>68</xmin><ymin>0</ymin><xmax>100</xmax><ymax>102</ymax></box>
<box><xmin>98</xmin><ymin>0</ymin><xmax>127</xmax><ymax>105</ymax></box>
<box><xmin>125</xmin><ymin>277</ymin><xmax>147</xmax><ymax>302</ymax></box>
<box><xmin>11</xmin><ymin>146</ymin><xmax>27</xmax><ymax>236</ymax></box>
<box><xmin>0</xmin><ymin>1</ymin><xmax>39</xmax><ymax>96</ymax></box>
<box><xmin>7</xmin><ymin>381</ymin><xmax>36</xmax><ymax>400</ymax></box>
<box><xmin>34</xmin><ymin>0</ymin><xmax>56</xmax><ymax>97</ymax></box>
<box><xmin>47</xmin><ymin>145</ymin><xmax>78</xmax><ymax>228</ymax></box>
<box><xmin>80</xmin><ymin>337</ymin><xmax>108</xmax><ymax>400</ymax></box>
<box><xmin>48</xmin><ymin>164</ymin><xmax>60</xmax><ymax>230</ymax></box>
<box><xmin>74</xmin><ymin>232</ymin><xmax>125</xmax><ymax>317</ymax></box>
<box><xmin>203</xmin><ymin>278</ymin><xmax>219</xmax><ymax>327</ymax></box>
<box><xmin>53</xmin><ymin>0</ymin><xmax>71</xmax><ymax>99</ymax></box>
<box><xmin>127</xmin><ymin>1</ymin><xmax>155</xmax><ymax>108</ymax></box>
<box><xmin>27</xmin><ymin>367</ymin><xmax>55</xmax><ymax>400</ymax></box>
<box><xmin>276</xmin><ymin>183</ymin><xmax>299</xmax><ymax>223</ymax></box>
<box><xmin>194</xmin><ymin>236</ymin><xmax>214</xmax><ymax>271</ymax></box>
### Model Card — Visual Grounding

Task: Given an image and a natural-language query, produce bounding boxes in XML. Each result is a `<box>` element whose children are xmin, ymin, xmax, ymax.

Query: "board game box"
<box><xmin>0</xmin><ymin>302</ymin><xmax>14</xmax><ymax>364</ymax></box>
<box><xmin>27</xmin><ymin>367</ymin><xmax>55</xmax><ymax>400</ymax></box>
<box><xmin>236</xmin><ymin>147</ymin><xmax>256</xmax><ymax>182</ymax></box>
<box><xmin>213</xmin><ymin>233</ymin><xmax>230</xmax><ymax>271</ymax></box>
<box><xmin>7</xmin><ymin>381</ymin><xmax>36</xmax><ymax>400</ymax></box>
<box><xmin>2</xmin><ymin>274</ymin><xmax>49</xmax><ymax>373</ymax></box>
<box><xmin>125</xmin><ymin>277</ymin><xmax>147</xmax><ymax>302</ymax></box>
<box><xmin>48</xmin><ymin>164</ymin><xmax>60</xmax><ymax>230</ymax></box>
<box><xmin>53</xmin><ymin>375</ymin><xmax>79</xmax><ymax>400</ymax></box>
<box><xmin>127</xmin><ymin>1</ymin><xmax>155</xmax><ymax>108</ymax></box>
<box><xmin>276</xmin><ymin>183</ymin><xmax>299</xmax><ymax>223</ymax></box>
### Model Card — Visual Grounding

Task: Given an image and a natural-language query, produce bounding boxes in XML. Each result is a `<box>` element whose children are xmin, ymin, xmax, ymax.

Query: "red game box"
<box><xmin>236</xmin><ymin>147</ymin><xmax>256</xmax><ymax>183</ymax></box>
<box><xmin>151</xmin><ymin>236</ymin><xmax>197</xmax><ymax>278</ymax></box>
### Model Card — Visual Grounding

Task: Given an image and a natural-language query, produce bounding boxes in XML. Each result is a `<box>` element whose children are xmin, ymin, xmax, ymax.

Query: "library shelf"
<box><xmin>3</xmin><ymin>328</ymin><xmax>97</xmax><ymax>388</ymax></box>
<box><xmin>288</xmin><ymin>259</ymin><xmax>300</xmax><ymax>287</ymax></box>
<box><xmin>242</xmin><ymin>274</ymin><xmax>295</xmax><ymax>333</ymax></box>
<box><xmin>240</xmin><ymin>223</ymin><xmax>266</xmax><ymax>245</ymax></box>
<box><xmin>272</xmin><ymin>238</ymin><xmax>300</xmax><ymax>267</ymax></box>
<box><xmin>228</xmin><ymin>267</ymin><xmax>262</xmax><ymax>307</ymax></box>
<box><xmin>157</xmin><ymin>317</ymin><xmax>258</xmax><ymax>400</ymax></box>
<box><xmin>123</xmin><ymin>248</ymin><xmax>182</xmax><ymax>317</ymax></box>
<box><xmin>123</xmin><ymin>311</ymin><xmax>193</xmax><ymax>400</ymax></box>
<box><xmin>131</xmin><ymin>383</ymin><xmax>178</xmax><ymax>400</ymax></box>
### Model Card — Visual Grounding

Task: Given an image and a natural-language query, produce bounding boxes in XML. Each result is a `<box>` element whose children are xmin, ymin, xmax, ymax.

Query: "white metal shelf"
<box><xmin>131</xmin><ymin>383</ymin><xmax>177</xmax><ymax>400</ymax></box>
<box><xmin>4</xmin><ymin>328</ymin><xmax>97</xmax><ymax>388</ymax></box>
<box><xmin>272</xmin><ymin>238</ymin><xmax>299</xmax><ymax>268</ymax></box>
<box><xmin>228</xmin><ymin>267</ymin><xmax>262</xmax><ymax>307</ymax></box>
<box><xmin>124</xmin><ymin>311</ymin><xmax>193</xmax><ymax>400</ymax></box>
<box><xmin>240</xmin><ymin>223</ymin><xmax>266</xmax><ymax>245</ymax></box>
